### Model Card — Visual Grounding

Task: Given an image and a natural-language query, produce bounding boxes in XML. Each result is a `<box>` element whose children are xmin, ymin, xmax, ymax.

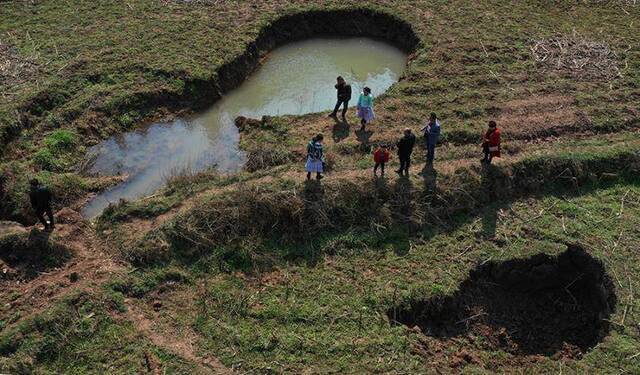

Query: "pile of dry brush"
<box><xmin>0</xmin><ymin>40</ymin><xmax>39</xmax><ymax>91</ymax></box>
<box><xmin>530</xmin><ymin>33</ymin><xmax>623</xmax><ymax>80</ymax></box>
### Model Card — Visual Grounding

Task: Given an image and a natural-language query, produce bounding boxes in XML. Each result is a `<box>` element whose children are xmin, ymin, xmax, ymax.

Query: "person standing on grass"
<box><xmin>329</xmin><ymin>76</ymin><xmax>352</xmax><ymax>120</ymax></box>
<box><xmin>356</xmin><ymin>87</ymin><xmax>375</xmax><ymax>131</ymax></box>
<box><xmin>373</xmin><ymin>144</ymin><xmax>390</xmax><ymax>177</ymax></box>
<box><xmin>481</xmin><ymin>120</ymin><xmax>501</xmax><ymax>164</ymax></box>
<box><xmin>421</xmin><ymin>112</ymin><xmax>441</xmax><ymax>164</ymax></box>
<box><xmin>29</xmin><ymin>178</ymin><xmax>55</xmax><ymax>231</ymax></box>
<box><xmin>306</xmin><ymin>134</ymin><xmax>325</xmax><ymax>180</ymax></box>
<box><xmin>396</xmin><ymin>128</ymin><xmax>416</xmax><ymax>176</ymax></box>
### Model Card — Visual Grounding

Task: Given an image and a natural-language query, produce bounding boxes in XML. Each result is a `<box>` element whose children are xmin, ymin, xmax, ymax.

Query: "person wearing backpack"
<box><xmin>306</xmin><ymin>134</ymin><xmax>325</xmax><ymax>180</ymax></box>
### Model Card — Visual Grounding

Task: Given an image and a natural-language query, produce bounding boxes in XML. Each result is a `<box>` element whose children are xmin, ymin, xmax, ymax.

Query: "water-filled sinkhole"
<box><xmin>81</xmin><ymin>37</ymin><xmax>407</xmax><ymax>218</ymax></box>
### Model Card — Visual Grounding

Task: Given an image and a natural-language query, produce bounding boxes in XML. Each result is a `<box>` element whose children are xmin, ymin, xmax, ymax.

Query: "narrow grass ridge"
<box><xmin>119</xmin><ymin>148</ymin><xmax>640</xmax><ymax>267</ymax></box>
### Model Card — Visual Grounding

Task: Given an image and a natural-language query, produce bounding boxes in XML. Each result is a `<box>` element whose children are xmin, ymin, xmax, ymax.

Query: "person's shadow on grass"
<box><xmin>479</xmin><ymin>162</ymin><xmax>507</xmax><ymax>241</ymax></box>
<box><xmin>301</xmin><ymin>180</ymin><xmax>327</xmax><ymax>267</ymax></box>
<box><xmin>331</xmin><ymin>117</ymin><xmax>350</xmax><ymax>143</ymax></box>
<box><xmin>355</xmin><ymin>128</ymin><xmax>373</xmax><ymax>144</ymax></box>
<box><xmin>420</xmin><ymin>162</ymin><xmax>438</xmax><ymax>195</ymax></box>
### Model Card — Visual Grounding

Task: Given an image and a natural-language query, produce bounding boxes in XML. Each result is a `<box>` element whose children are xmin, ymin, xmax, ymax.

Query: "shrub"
<box><xmin>33</xmin><ymin>148</ymin><xmax>59</xmax><ymax>171</ymax></box>
<box><xmin>43</xmin><ymin>130</ymin><xmax>77</xmax><ymax>151</ymax></box>
<box><xmin>117</xmin><ymin>113</ymin><xmax>134</xmax><ymax>128</ymax></box>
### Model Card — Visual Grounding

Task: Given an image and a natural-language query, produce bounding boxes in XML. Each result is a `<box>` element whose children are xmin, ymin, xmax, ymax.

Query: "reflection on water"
<box><xmin>82</xmin><ymin>38</ymin><xmax>407</xmax><ymax>218</ymax></box>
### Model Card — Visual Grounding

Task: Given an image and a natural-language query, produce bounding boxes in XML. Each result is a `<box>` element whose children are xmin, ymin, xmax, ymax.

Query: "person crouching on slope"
<box><xmin>481</xmin><ymin>120</ymin><xmax>501</xmax><ymax>164</ymax></box>
<box><xmin>373</xmin><ymin>144</ymin><xmax>390</xmax><ymax>177</ymax></box>
<box><xmin>29</xmin><ymin>178</ymin><xmax>55</xmax><ymax>231</ymax></box>
<box><xmin>306</xmin><ymin>134</ymin><xmax>325</xmax><ymax>180</ymax></box>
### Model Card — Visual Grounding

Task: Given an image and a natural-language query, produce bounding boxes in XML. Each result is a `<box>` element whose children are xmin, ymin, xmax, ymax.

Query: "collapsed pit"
<box><xmin>388</xmin><ymin>244</ymin><xmax>616</xmax><ymax>358</ymax></box>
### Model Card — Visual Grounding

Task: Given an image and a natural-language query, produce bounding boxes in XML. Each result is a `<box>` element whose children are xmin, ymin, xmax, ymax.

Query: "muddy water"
<box><xmin>81</xmin><ymin>38</ymin><xmax>407</xmax><ymax>218</ymax></box>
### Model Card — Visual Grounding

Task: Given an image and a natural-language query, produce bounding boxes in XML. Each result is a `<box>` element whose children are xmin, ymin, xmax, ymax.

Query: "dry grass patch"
<box><xmin>579</xmin><ymin>0</ymin><xmax>638</xmax><ymax>5</ymax></box>
<box><xmin>496</xmin><ymin>95</ymin><xmax>581</xmax><ymax>137</ymax></box>
<box><xmin>530</xmin><ymin>33</ymin><xmax>622</xmax><ymax>80</ymax></box>
<box><xmin>0</xmin><ymin>40</ymin><xmax>39</xmax><ymax>93</ymax></box>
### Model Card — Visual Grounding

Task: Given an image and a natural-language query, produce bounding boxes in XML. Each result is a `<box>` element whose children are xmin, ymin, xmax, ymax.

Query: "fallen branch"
<box><xmin>456</xmin><ymin>312</ymin><xmax>487</xmax><ymax>325</ymax></box>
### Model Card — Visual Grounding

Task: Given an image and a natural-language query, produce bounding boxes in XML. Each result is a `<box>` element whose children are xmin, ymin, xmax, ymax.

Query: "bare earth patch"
<box><xmin>496</xmin><ymin>95</ymin><xmax>581</xmax><ymax>136</ymax></box>
<box><xmin>124</xmin><ymin>297</ymin><xmax>231</xmax><ymax>374</ymax></box>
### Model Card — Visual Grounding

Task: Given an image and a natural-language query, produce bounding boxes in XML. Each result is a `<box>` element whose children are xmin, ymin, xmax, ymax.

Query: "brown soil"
<box><xmin>0</xmin><ymin>210</ymin><xmax>230</xmax><ymax>372</ymax></box>
<box><xmin>0</xmin><ymin>211</ymin><xmax>121</xmax><ymax>318</ymax></box>
<box><xmin>389</xmin><ymin>244</ymin><xmax>616</xmax><ymax>364</ymax></box>
<box><xmin>125</xmin><ymin>298</ymin><xmax>231</xmax><ymax>374</ymax></box>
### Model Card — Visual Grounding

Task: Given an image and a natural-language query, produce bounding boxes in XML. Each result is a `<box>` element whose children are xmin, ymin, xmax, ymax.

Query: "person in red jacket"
<box><xmin>481</xmin><ymin>121</ymin><xmax>501</xmax><ymax>164</ymax></box>
<box><xmin>373</xmin><ymin>144</ymin><xmax>390</xmax><ymax>177</ymax></box>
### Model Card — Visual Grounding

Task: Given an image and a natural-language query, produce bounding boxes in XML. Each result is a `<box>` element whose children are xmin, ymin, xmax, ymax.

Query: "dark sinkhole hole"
<box><xmin>388</xmin><ymin>244</ymin><xmax>616</xmax><ymax>358</ymax></box>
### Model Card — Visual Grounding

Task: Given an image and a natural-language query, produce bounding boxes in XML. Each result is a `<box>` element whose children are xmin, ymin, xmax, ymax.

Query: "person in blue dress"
<box><xmin>305</xmin><ymin>134</ymin><xmax>325</xmax><ymax>180</ymax></box>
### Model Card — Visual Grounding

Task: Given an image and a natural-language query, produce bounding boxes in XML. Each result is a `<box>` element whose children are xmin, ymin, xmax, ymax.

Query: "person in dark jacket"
<box><xmin>329</xmin><ymin>76</ymin><xmax>352</xmax><ymax>120</ymax></box>
<box><xmin>396</xmin><ymin>128</ymin><xmax>416</xmax><ymax>176</ymax></box>
<box><xmin>29</xmin><ymin>178</ymin><xmax>54</xmax><ymax>231</ymax></box>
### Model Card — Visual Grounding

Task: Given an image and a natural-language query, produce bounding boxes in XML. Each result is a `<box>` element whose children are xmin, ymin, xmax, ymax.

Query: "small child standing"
<box><xmin>481</xmin><ymin>120</ymin><xmax>501</xmax><ymax>164</ymax></box>
<box><xmin>373</xmin><ymin>144</ymin><xmax>390</xmax><ymax>177</ymax></box>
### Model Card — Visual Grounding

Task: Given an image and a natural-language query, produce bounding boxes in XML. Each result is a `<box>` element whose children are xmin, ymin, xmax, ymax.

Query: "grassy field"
<box><xmin>1</xmin><ymin>0</ymin><xmax>639</xmax><ymax>373</ymax></box>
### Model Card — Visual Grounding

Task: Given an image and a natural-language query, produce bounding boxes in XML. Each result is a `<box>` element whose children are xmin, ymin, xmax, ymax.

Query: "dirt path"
<box><xmin>0</xmin><ymin>210</ymin><xmax>123</xmax><ymax>320</ymax></box>
<box><xmin>124</xmin><ymin>298</ymin><xmax>232</xmax><ymax>374</ymax></box>
<box><xmin>1</xmin><ymin>210</ymin><xmax>231</xmax><ymax>374</ymax></box>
